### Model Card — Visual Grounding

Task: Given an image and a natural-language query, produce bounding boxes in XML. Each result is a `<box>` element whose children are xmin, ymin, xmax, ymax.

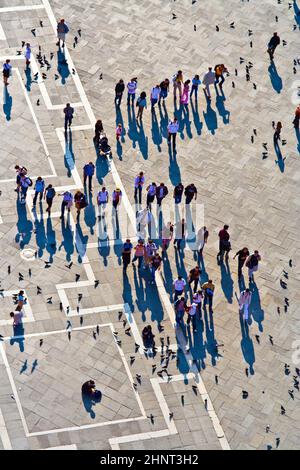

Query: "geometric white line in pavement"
<box><xmin>0</xmin><ymin>5</ymin><xmax>45</xmax><ymax>13</ymax></box>
<box><xmin>0</xmin><ymin>408</ymin><xmax>12</xmax><ymax>450</ymax></box>
<box><xmin>44</xmin><ymin>444</ymin><xmax>77</xmax><ymax>450</ymax></box>
<box><xmin>0</xmin><ymin>22</ymin><xmax>5</xmax><ymax>41</ymax></box>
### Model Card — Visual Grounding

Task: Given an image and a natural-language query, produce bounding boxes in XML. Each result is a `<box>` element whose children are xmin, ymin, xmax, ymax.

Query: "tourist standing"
<box><xmin>167</xmin><ymin>117</ymin><xmax>179</xmax><ymax>151</ymax></box>
<box><xmin>233</xmin><ymin>247</ymin><xmax>250</xmax><ymax>279</ymax></box>
<box><xmin>44</xmin><ymin>184</ymin><xmax>56</xmax><ymax>215</ymax></box>
<box><xmin>202</xmin><ymin>279</ymin><xmax>215</xmax><ymax>312</ymax></box>
<box><xmin>134</xmin><ymin>172</ymin><xmax>145</xmax><ymax>205</ymax></box>
<box><xmin>56</xmin><ymin>19</ymin><xmax>69</xmax><ymax>48</ymax></box>
<box><xmin>202</xmin><ymin>67</ymin><xmax>215</xmax><ymax>100</ymax></box>
<box><xmin>122</xmin><ymin>239</ymin><xmax>133</xmax><ymax>272</ymax></box>
<box><xmin>238</xmin><ymin>288</ymin><xmax>252</xmax><ymax>321</ymax></box>
<box><xmin>127</xmin><ymin>77</ymin><xmax>138</xmax><ymax>105</ymax></box>
<box><xmin>267</xmin><ymin>32</ymin><xmax>280</xmax><ymax>61</ymax></box>
<box><xmin>217</xmin><ymin>224</ymin><xmax>231</xmax><ymax>261</ymax></box>
<box><xmin>83</xmin><ymin>162</ymin><xmax>95</xmax><ymax>193</ymax></box>
<box><xmin>64</xmin><ymin>103</ymin><xmax>74</xmax><ymax>129</ymax></box>
<box><xmin>115</xmin><ymin>79</ymin><xmax>125</xmax><ymax>107</ymax></box>
<box><xmin>246</xmin><ymin>250</ymin><xmax>261</xmax><ymax>283</ymax></box>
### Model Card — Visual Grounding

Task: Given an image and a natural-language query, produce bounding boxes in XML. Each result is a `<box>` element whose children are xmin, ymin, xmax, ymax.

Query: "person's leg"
<box><xmin>220</xmin><ymin>74</ymin><xmax>225</xmax><ymax>86</ymax></box>
<box><xmin>168</xmin><ymin>132</ymin><xmax>171</xmax><ymax>145</ymax></box>
<box><xmin>83</xmin><ymin>173</ymin><xmax>87</xmax><ymax>187</ymax></box>
<box><xmin>209</xmin><ymin>295</ymin><xmax>213</xmax><ymax>312</ymax></box>
<box><xmin>193</xmin><ymin>279</ymin><xmax>199</xmax><ymax>294</ymax></box>
<box><xmin>60</xmin><ymin>201</ymin><xmax>66</xmax><ymax>218</ymax></box>
<box><xmin>177</xmin><ymin>238</ymin><xmax>181</xmax><ymax>250</ymax></box>
<box><xmin>238</xmin><ymin>260</ymin><xmax>243</xmax><ymax>278</ymax></box>
<box><xmin>195</xmin><ymin>87</ymin><xmax>198</xmax><ymax>100</ymax></box>
<box><xmin>138</xmin><ymin>186</ymin><xmax>142</xmax><ymax>205</ymax></box>
<box><xmin>33</xmin><ymin>191</ymin><xmax>38</xmax><ymax>206</ymax></box>
<box><xmin>39</xmin><ymin>191</ymin><xmax>43</xmax><ymax>202</ymax></box>
<box><xmin>172</xmin><ymin>133</ymin><xmax>176</xmax><ymax>151</ymax></box>
<box><xmin>138</xmin><ymin>256</ymin><xmax>143</xmax><ymax>269</ymax></box>
<box><xmin>89</xmin><ymin>175</ymin><xmax>92</xmax><ymax>192</ymax></box>
<box><xmin>206</xmin><ymin>84</ymin><xmax>211</xmax><ymax>99</ymax></box>
<box><xmin>134</xmin><ymin>187</ymin><xmax>138</xmax><ymax>202</ymax></box>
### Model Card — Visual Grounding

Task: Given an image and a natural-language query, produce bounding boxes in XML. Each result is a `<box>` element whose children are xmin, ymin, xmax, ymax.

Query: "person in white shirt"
<box><xmin>173</xmin><ymin>276</ymin><xmax>186</xmax><ymax>301</ymax></box>
<box><xmin>127</xmin><ymin>78</ymin><xmax>137</xmax><ymax>106</ymax></box>
<box><xmin>97</xmin><ymin>187</ymin><xmax>109</xmax><ymax>219</ymax></box>
<box><xmin>134</xmin><ymin>172</ymin><xmax>145</xmax><ymax>205</ymax></box>
<box><xmin>167</xmin><ymin>117</ymin><xmax>179</xmax><ymax>151</ymax></box>
<box><xmin>151</xmin><ymin>85</ymin><xmax>160</xmax><ymax>111</ymax></box>
<box><xmin>187</xmin><ymin>302</ymin><xmax>198</xmax><ymax>332</ymax></box>
<box><xmin>10</xmin><ymin>310</ymin><xmax>23</xmax><ymax>326</ymax></box>
<box><xmin>202</xmin><ymin>67</ymin><xmax>215</xmax><ymax>100</ymax></box>
<box><xmin>239</xmin><ymin>288</ymin><xmax>252</xmax><ymax>321</ymax></box>
<box><xmin>193</xmin><ymin>291</ymin><xmax>203</xmax><ymax>318</ymax></box>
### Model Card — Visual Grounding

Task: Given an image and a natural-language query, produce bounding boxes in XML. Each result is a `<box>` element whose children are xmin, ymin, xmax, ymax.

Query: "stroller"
<box><xmin>99</xmin><ymin>132</ymin><xmax>112</xmax><ymax>159</ymax></box>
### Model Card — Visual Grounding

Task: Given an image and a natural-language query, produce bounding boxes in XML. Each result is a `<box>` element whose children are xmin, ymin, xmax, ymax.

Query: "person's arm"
<box><xmin>194</xmin><ymin>189</ymin><xmax>197</xmax><ymax>200</ymax></box>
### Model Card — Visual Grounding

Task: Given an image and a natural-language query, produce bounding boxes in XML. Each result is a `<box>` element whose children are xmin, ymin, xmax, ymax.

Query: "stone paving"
<box><xmin>0</xmin><ymin>0</ymin><xmax>300</xmax><ymax>451</ymax></box>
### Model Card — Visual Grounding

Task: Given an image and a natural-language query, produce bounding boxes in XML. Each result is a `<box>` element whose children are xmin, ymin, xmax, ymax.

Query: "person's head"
<box><xmin>15</xmin><ymin>165</ymin><xmax>20</xmax><ymax>170</ymax></box>
<box><xmin>60</xmin><ymin>19</ymin><xmax>65</xmax><ymax>23</ymax></box>
<box><xmin>126</xmin><ymin>238</ymin><xmax>131</xmax><ymax>243</ymax></box>
<box><xmin>66</xmin><ymin>103</ymin><xmax>70</xmax><ymax>108</ymax></box>
<box><xmin>19</xmin><ymin>290</ymin><xmax>24</xmax><ymax>295</ymax></box>
<box><xmin>96</xmin><ymin>119</ymin><xmax>102</xmax><ymax>125</ymax></box>
<box><xmin>147</xmin><ymin>325</ymin><xmax>152</xmax><ymax>332</ymax></box>
<box><xmin>245</xmin><ymin>288</ymin><xmax>250</xmax><ymax>293</ymax></box>
<box><xmin>208</xmin><ymin>279</ymin><xmax>213</xmax><ymax>284</ymax></box>
<box><xmin>178</xmin><ymin>275</ymin><xmax>182</xmax><ymax>280</ymax></box>
<box><xmin>195</xmin><ymin>265</ymin><xmax>199</xmax><ymax>270</ymax></box>
<box><xmin>37</xmin><ymin>176</ymin><xmax>42</xmax><ymax>181</ymax></box>
<box><xmin>6</xmin><ymin>59</ymin><xmax>10</xmax><ymax>64</ymax></box>
<box><xmin>182</xmin><ymin>218</ymin><xmax>185</xmax><ymax>223</ymax></box>
<box><xmin>131</xmin><ymin>77</ymin><xmax>137</xmax><ymax>82</ymax></box>
<box><xmin>119</xmin><ymin>79</ymin><xmax>124</xmax><ymax>84</ymax></box>
<box><xmin>117</xmin><ymin>123</ymin><xmax>122</xmax><ymax>128</ymax></box>
<box><xmin>165</xmin><ymin>78</ymin><xmax>170</xmax><ymax>85</ymax></box>
<box><xmin>173</xmin><ymin>116</ymin><xmax>178</xmax><ymax>123</ymax></box>
<box><xmin>180</xmin><ymin>296</ymin><xmax>185</xmax><ymax>302</ymax></box>
<box><xmin>152</xmin><ymin>182</ymin><xmax>156</xmax><ymax>186</ymax></box>
<box><xmin>160</xmin><ymin>182</ymin><xmax>164</xmax><ymax>187</ymax></box>
<box><xmin>115</xmin><ymin>188</ymin><xmax>121</xmax><ymax>193</ymax></box>
<box><xmin>89</xmin><ymin>379</ymin><xmax>95</xmax><ymax>386</ymax></box>
<box><xmin>10</xmin><ymin>312</ymin><xmax>14</xmax><ymax>318</ymax></box>
<box><xmin>274</xmin><ymin>32</ymin><xmax>278</xmax><ymax>36</ymax></box>
<box><xmin>140</xmin><ymin>91</ymin><xmax>146</xmax><ymax>99</ymax></box>
<box><xmin>208</xmin><ymin>67</ymin><xmax>212</xmax><ymax>71</ymax></box>
<box><xmin>242</xmin><ymin>247</ymin><xmax>248</xmax><ymax>252</ymax></box>
<box><xmin>190</xmin><ymin>183</ymin><xmax>195</xmax><ymax>188</ymax></box>
<box><xmin>203</xmin><ymin>226</ymin><xmax>207</xmax><ymax>231</ymax></box>
<box><xmin>185</xmin><ymin>79</ymin><xmax>191</xmax><ymax>85</ymax></box>
<box><xmin>148</xmin><ymin>239</ymin><xmax>153</xmax><ymax>244</ymax></box>
<box><xmin>101</xmin><ymin>186</ymin><xmax>106</xmax><ymax>192</ymax></box>
<box><xmin>195</xmin><ymin>74</ymin><xmax>199</xmax><ymax>80</ymax></box>
<box><xmin>139</xmin><ymin>171</ymin><xmax>144</xmax><ymax>177</ymax></box>
<box><xmin>138</xmin><ymin>240</ymin><xmax>144</xmax><ymax>245</ymax></box>
<box><xmin>224</xmin><ymin>224</ymin><xmax>229</xmax><ymax>230</ymax></box>
<box><xmin>48</xmin><ymin>184</ymin><xmax>53</xmax><ymax>189</ymax></box>
<box><xmin>254</xmin><ymin>250</ymin><xmax>259</xmax><ymax>255</ymax></box>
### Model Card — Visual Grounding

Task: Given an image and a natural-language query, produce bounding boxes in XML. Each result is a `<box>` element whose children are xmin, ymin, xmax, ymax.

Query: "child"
<box><xmin>116</xmin><ymin>123</ymin><xmax>123</xmax><ymax>141</ymax></box>
<box><xmin>25</xmin><ymin>43</ymin><xmax>31</xmax><ymax>65</ymax></box>
<box><xmin>190</xmin><ymin>74</ymin><xmax>201</xmax><ymax>99</ymax></box>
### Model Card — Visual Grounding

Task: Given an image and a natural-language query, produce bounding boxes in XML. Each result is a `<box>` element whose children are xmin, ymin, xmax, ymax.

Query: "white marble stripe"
<box><xmin>0</xmin><ymin>409</ymin><xmax>12</xmax><ymax>450</ymax></box>
<box><xmin>0</xmin><ymin>5</ymin><xmax>45</xmax><ymax>13</ymax></box>
<box><xmin>0</xmin><ymin>22</ymin><xmax>6</xmax><ymax>40</ymax></box>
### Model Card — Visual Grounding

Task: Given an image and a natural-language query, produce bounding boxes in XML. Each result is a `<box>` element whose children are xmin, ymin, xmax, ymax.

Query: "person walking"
<box><xmin>134</xmin><ymin>171</ymin><xmax>145</xmax><ymax>205</ymax></box>
<box><xmin>159</xmin><ymin>79</ymin><xmax>170</xmax><ymax>104</ymax></box>
<box><xmin>83</xmin><ymin>162</ymin><xmax>95</xmax><ymax>193</ymax></box>
<box><xmin>132</xmin><ymin>240</ymin><xmax>145</xmax><ymax>269</ymax></box>
<box><xmin>161</xmin><ymin>222</ymin><xmax>174</xmax><ymax>255</ymax></box>
<box><xmin>174</xmin><ymin>296</ymin><xmax>187</xmax><ymax>326</ymax></box>
<box><xmin>56</xmin><ymin>19</ymin><xmax>69</xmax><ymax>48</ymax></box>
<box><xmin>196</xmin><ymin>226</ymin><xmax>209</xmax><ymax>257</ymax></box>
<box><xmin>74</xmin><ymin>190</ymin><xmax>87</xmax><ymax>221</ymax></box>
<box><xmin>94</xmin><ymin>119</ymin><xmax>103</xmax><ymax>146</ymax></box>
<box><xmin>233</xmin><ymin>247</ymin><xmax>250</xmax><ymax>279</ymax></box>
<box><xmin>214</xmin><ymin>64</ymin><xmax>228</xmax><ymax>89</ymax></box>
<box><xmin>173</xmin><ymin>183</ymin><xmax>184</xmax><ymax>204</ymax></box>
<box><xmin>3</xmin><ymin>59</ymin><xmax>12</xmax><ymax>86</ymax></box>
<box><xmin>19</xmin><ymin>174</ymin><xmax>32</xmax><ymax>203</ymax></box>
<box><xmin>188</xmin><ymin>265</ymin><xmax>201</xmax><ymax>293</ymax></box>
<box><xmin>151</xmin><ymin>85</ymin><xmax>160</xmax><ymax>111</ymax></box>
<box><xmin>127</xmin><ymin>77</ymin><xmax>137</xmax><ymax>106</ymax></box>
<box><xmin>217</xmin><ymin>224</ymin><xmax>231</xmax><ymax>262</ymax></box>
<box><xmin>146</xmin><ymin>182</ymin><xmax>157</xmax><ymax>209</ymax></box>
<box><xmin>173</xmin><ymin>218</ymin><xmax>186</xmax><ymax>250</ymax></box>
<box><xmin>136</xmin><ymin>92</ymin><xmax>147</xmax><ymax>121</ymax></box>
<box><xmin>15</xmin><ymin>165</ymin><xmax>27</xmax><ymax>193</ymax></box>
<box><xmin>181</xmin><ymin>80</ymin><xmax>191</xmax><ymax>106</ymax></box>
<box><xmin>112</xmin><ymin>188</ymin><xmax>122</xmax><ymax>211</ymax></box>
<box><xmin>122</xmin><ymin>239</ymin><xmax>133</xmax><ymax>272</ymax></box>
<box><xmin>238</xmin><ymin>288</ymin><xmax>252</xmax><ymax>322</ymax></box>
<box><xmin>64</xmin><ymin>103</ymin><xmax>74</xmax><ymax>129</ymax></box>
<box><xmin>44</xmin><ymin>184</ymin><xmax>56</xmax><ymax>215</ymax></box>
<box><xmin>173</xmin><ymin>275</ymin><xmax>186</xmax><ymax>301</ymax></box>
<box><xmin>202</xmin><ymin>67</ymin><xmax>215</xmax><ymax>100</ymax></box>
<box><xmin>167</xmin><ymin>117</ymin><xmax>179</xmax><ymax>151</ymax></box>
<box><xmin>184</xmin><ymin>183</ymin><xmax>197</xmax><ymax>204</ymax></box>
<box><xmin>144</xmin><ymin>239</ymin><xmax>158</xmax><ymax>268</ymax></box>
<box><xmin>246</xmin><ymin>250</ymin><xmax>261</xmax><ymax>283</ymax></box>
<box><xmin>173</xmin><ymin>70</ymin><xmax>183</xmax><ymax>100</ymax></box>
<box><xmin>267</xmin><ymin>32</ymin><xmax>280</xmax><ymax>61</ymax></box>
<box><xmin>115</xmin><ymin>79</ymin><xmax>125</xmax><ymax>107</ymax></box>
<box><xmin>156</xmin><ymin>182</ymin><xmax>168</xmax><ymax>207</ymax></box>
<box><xmin>97</xmin><ymin>187</ymin><xmax>108</xmax><ymax>219</ymax></box>
<box><xmin>150</xmin><ymin>253</ymin><xmax>162</xmax><ymax>284</ymax></box>
<box><xmin>116</xmin><ymin>123</ymin><xmax>123</xmax><ymax>141</ymax></box>
<box><xmin>202</xmin><ymin>279</ymin><xmax>215</xmax><ymax>313</ymax></box>
<box><xmin>59</xmin><ymin>191</ymin><xmax>73</xmax><ymax>219</ymax></box>
<box><xmin>273</xmin><ymin>121</ymin><xmax>282</xmax><ymax>145</ymax></box>
<box><xmin>190</xmin><ymin>74</ymin><xmax>201</xmax><ymax>100</ymax></box>
<box><xmin>293</xmin><ymin>105</ymin><xmax>300</xmax><ymax>129</ymax></box>
<box><xmin>187</xmin><ymin>302</ymin><xmax>198</xmax><ymax>332</ymax></box>
<box><xmin>24</xmin><ymin>43</ymin><xmax>31</xmax><ymax>65</ymax></box>
<box><xmin>193</xmin><ymin>290</ymin><xmax>203</xmax><ymax>318</ymax></box>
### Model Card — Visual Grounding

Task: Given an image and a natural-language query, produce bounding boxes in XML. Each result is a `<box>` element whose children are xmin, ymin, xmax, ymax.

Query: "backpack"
<box><xmin>27</xmin><ymin>178</ymin><xmax>33</xmax><ymax>187</ymax></box>
<box><xmin>172</xmin><ymin>73</ymin><xmax>178</xmax><ymax>84</ymax></box>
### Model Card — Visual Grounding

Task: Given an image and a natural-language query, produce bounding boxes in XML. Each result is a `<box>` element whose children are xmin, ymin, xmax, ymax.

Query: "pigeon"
<box><xmin>136</xmin><ymin>374</ymin><xmax>141</xmax><ymax>384</ymax></box>
<box><xmin>8</xmin><ymin>265</ymin><xmax>11</xmax><ymax>274</ymax></box>
<box><xmin>37</xmin><ymin>286</ymin><xmax>42</xmax><ymax>295</ymax></box>
<box><xmin>148</xmin><ymin>414</ymin><xmax>154</xmax><ymax>424</ymax></box>
<box><xmin>240</xmin><ymin>57</ymin><xmax>245</xmax><ymax>64</ymax></box>
<box><xmin>44</xmin><ymin>261</ymin><xmax>51</xmax><ymax>268</ymax></box>
<box><xmin>22</xmin><ymin>40</ymin><xmax>26</xmax><ymax>47</ymax></box>
<box><xmin>42</xmin><ymin>73</ymin><xmax>47</xmax><ymax>80</ymax></box>
<box><xmin>266</xmin><ymin>425</ymin><xmax>270</xmax><ymax>433</ymax></box>
<box><xmin>80</xmin><ymin>316</ymin><xmax>83</xmax><ymax>325</ymax></box>
<box><xmin>11</xmin><ymin>395</ymin><xmax>15</xmax><ymax>400</ymax></box>
<box><xmin>31</xmin><ymin>359</ymin><xmax>38</xmax><ymax>373</ymax></box>
<box><xmin>94</xmin><ymin>280</ymin><xmax>100</xmax><ymax>288</ymax></box>
<box><xmin>169</xmin><ymin>412</ymin><xmax>174</xmax><ymax>420</ymax></box>
<box><xmin>288</xmin><ymin>390</ymin><xmax>294</xmax><ymax>400</ymax></box>
<box><xmin>28</xmin><ymin>269</ymin><xmax>32</xmax><ymax>277</ymax></box>
<box><xmin>277</xmin><ymin>307</ymin><xmax>281</xmax><ymax>315</ymax></box>
<box><xmin>132</xmin><ymin>383</ymin><xmax>137</xmax><ymax>390</ymax></box>
<box><xmin>251</xmin><ymin>135</ymin><xmax>254</xmax><ymax>144</ymax></box>
<box><xmin>152</xmin><ymin>364</ymin><xmax>157</xmax><ymax>374</ymax></box>
<box><xmin>65</xmin><ymin>262</ymin><xmax>73</xmax><ymax>269</ymax></box>
<box><xmin>282</xmin><ymin>40</ymin><xmax>287</xmax><ymax>46</ymax></box>
<box><xmin>113</xmin><ymin>331</ymin><xmax>118</xmax><ymax>336</ymax></box>
<box><xmin>55</xmin><ymin>74</ymin><xmax>59</xmax><ymax>80</ymax></box>
<box><xmin>73</xmin><ymin>42</ymin><xmax>76</xmax><ymax>48</ymax></box>
<box><xmin>216</xmin><ymin>25</ymin><xmax>220</xmax><ymax>32</ymax></box>
<box><xmin>253</xmin><ymin>129</ymin><xmax>257</xmax><ymax>136</ymax></box>
<box><xmin>75</xmin><ymin>274</ymin><xmax>80</xmax><ymax>282</ymax></box>
<box><xmin>76</xmin><ymin>306</ymin><xmax>80</xmax><ymax>313</ymax></box>
<box><xmin>181</xmin><ymin>395</ymin><xmax>185</xmax><ymax>406</ymax></box>
<box><xmin>99</xmin><ymin>73</ymin><xmax>103</xmax><ymax>80</ymax></box>
<box><xmin>125</xmin><ymin>327</ymin><xmax>131</xmax><ymax>335</ymax></box>
<box><xmin>275</xmin><ymin>16</ymin><xmax>278</xmax><ymax>22</ymax></box>
<box><xmin>96</xmin><ymin>325</ymin><xmax>99</xmax><ymax>335</ymax></box>
<box><xmin>255</xmin><ymin>335</ymin><xmax>260</xmax><ymax>344</ymax></box>
<box><xmin>118</xmin><ymin>311</ymin><xmax>123</xmax><ymax>320</ymax></box>
<box><xmin>262</xmin><ymin>142</ymin><xmax>268</xmax><ymax>150</ymax></box>
<box><xmin>116</xmin><ymin>339</ymin><xmax>122</xmax><ymax>346</ymax></box>
<box><xmin>40</xmin><ymin>20</ymin><xmax>43</xmax><ymax>27</ymax></box>
<box><xmin>50</xmin><ymin>52</ymin><xmax>54</xmax><ymax>60</ymax></box>
<box><xmin>72</xmin><ymin>68</ymin><xmax>76</xmax><ymax>75</ymax></box>
<box><xmin>192</xmin><ymin>385</ymin><xmax>198</xmax><ymax>395</ymax></box>
<box><xmin>294</xmin><ymin>67</ymin><xmax>297</xmax><ymax>74</ymax></box>
<box><xmin>280</xmin><ymin>405</ymin><xmax>285</xmax><ymax>415</ymax></box>
<box><xmin>276</xmin><ymin>437</ymin><xmax>280</xmax><ymax>448</ymax></box>
<box><xmin>285</xmin><ymin>297</ymin><xmax>289</xmax><ymax>306</ymax></box>
<box><xmin>242</xmin><ymin>390</ymin><xmax>249</xmax><ymax>399</ymax></box>
<box><xmin>245</xmin><ymin>368</ymin><xmax>249</xmax><ymax>377</ymax></box>
<box><xmin>232</xmin><ymin>81</ymin><xmax>235</xmax><ymax>88</ymax></box>
<box><xmin>204</xmin><ymin>399</ymin><xmax>208</xmax><ymax>409</ymax></box>
<box><xmin>172</xmin><ymin>13</ymin><xmax>177</xmax><ymax>20</ymax></box>
<box><xmin>66</xmin><ymin>306</ymin><xmax>70</xmax><ymax>314</ymax></box>
<box><xmin>92</xmin><ymin>331</ymin><xmax>97</xmax><ymax>340</ymax></box>
<box><xmin>68</xmin><ymin>331</ymin><xmax>71</xmax><ymax>341</ymax></box>
<box><xmin>59</xmin><ymin>302</ymin><xmax>63</xmax><ymax>312</ymax></box>
<box><xmin>253</xmin><ymin>83</ymin><xmax>257</xmax><ymax>90</ymax></box>
<box><xmin>78</xmin><ymin>29</ymin><xmax>82</xmax><ymax>37</ymax></box>
<box><xmin>215</xmin><ymin>375</ymin><xmax>219</xmax><ymax>385</ymax></box>
<box><xmin>280</xmin><ymin>279</ymin><xmax>287</xmax><ymax>289</ymax></box>
<box><xmin>74</xmin><ymin>36</ymin><xmax>78</xmax><ymax>44</ymax></box>
<box><xmin>194</xmin><ymin>25</ymin><xmax>197</xmax><ymax>31</ymax></box>
<box><xmin>262</xmin><ymin>152</ymin><xmax>268</xmax><ymax>159</ymax></box>
<box><xmin>31</xmin><ymin>29</ymin><xmax>36</xmax><ymax>36</ymax></box>
<box><xmin>123</xmin><ymin>319</ymin><xmax>127</xmax><ymax>327</ymax></box>
<box><xmin>269</xmin><ymin>335</ymin><xmax>274</xmax><ymax>345</ymax></box>
<box><xmin>295</xmin><ymin>368</ymin><xmax>300</xmax><ymax>377</ymax></box>
<box><xmin>47</xmin><ymin>297</ymin><xmax>52</xmax><ymax>304</ymax></box>
<box><xmin>284</xmin><ymin>364</ymin><xmax>290</xmax><ymax>375</ymax></box>
<box><xmin>135</xmin><ymin>343</ymin><xmax>140</xmax><ymax>353</ymax></box>
<box><xmin>19</xmin><ymin>273</ymin><xmax>24</xmax><ymax>281</ymax></box>
<box><xmin>17</xmin><ymin>50</ymin><xmax>22</xmax><ymax>56</ymax></box>
<box><xmin>230</xmin><ymin>22</ymin><xmax>235</xmax><ymax>29</ymax></box>
<box><xmin>78</xmin><ymin>293</ymin><xmax>83</xmax><ymax>302</ymax></box>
